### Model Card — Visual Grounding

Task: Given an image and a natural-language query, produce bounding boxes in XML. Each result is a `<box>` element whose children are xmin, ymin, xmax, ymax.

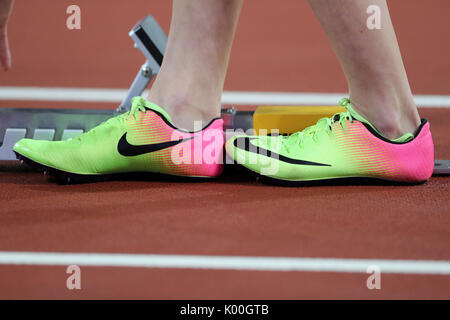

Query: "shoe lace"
<box><xmin>74</xmin><ymin>96</ymin><xmax>148</xmax><ymax>142</ymax></box>
<box><xmin>284</xmin><ymin>98</ymin><xmax>354</xmax><ymax>150</ymax></box>
<box><xmin>123</xmin><ymin>96</ymin><xmax>149</xmax><ymax>121</ymax></box>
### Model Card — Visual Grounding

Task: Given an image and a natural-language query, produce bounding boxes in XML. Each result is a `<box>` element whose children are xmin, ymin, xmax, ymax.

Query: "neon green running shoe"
<box><xmin>14</xmin><ymin>97</ymin><xmax>224</xmax><ymax>183</ymax></box>
<box><xmin>225</xmin><ymin>98</ymin><xmax>434</xmax><ymax>186</ymax></box>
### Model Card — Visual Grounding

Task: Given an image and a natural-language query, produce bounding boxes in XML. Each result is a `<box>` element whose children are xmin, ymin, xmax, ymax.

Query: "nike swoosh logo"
<box><xmin>233</xmin><ymin>137</ymin><xmax>331</xmax><ymax>166</ymax></box>
<box><xmin>118</xmin><ymin>133</ymin><xmax>195</xmax><ymax>157</ymax></box>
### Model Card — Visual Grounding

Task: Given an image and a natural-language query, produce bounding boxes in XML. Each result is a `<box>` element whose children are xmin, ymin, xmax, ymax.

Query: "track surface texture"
<box><xmin>0</xmin><ymin>0</ymin><xmax>449</xmax><ymax>299</ymax></box>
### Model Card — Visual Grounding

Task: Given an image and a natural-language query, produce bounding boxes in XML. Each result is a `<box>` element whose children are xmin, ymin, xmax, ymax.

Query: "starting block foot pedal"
<box><xmin>433</xmin><ymin>159</ymin><xmax>450</xmax><ymax>175</ymax></box>
<box><xmin>253</xmin><ymin>105</ymin><xmax>346</xmax><ymax>135</ymax></box>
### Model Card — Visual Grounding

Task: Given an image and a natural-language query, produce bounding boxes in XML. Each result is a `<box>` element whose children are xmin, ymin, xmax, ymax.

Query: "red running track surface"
<box><xmin>0</xmin><ymin>0</ymin><xmax>449</xmax><ymax>299</ymax></box>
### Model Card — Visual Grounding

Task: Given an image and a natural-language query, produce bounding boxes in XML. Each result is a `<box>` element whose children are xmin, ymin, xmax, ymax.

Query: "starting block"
<box><xmin>0</xmin><ymin>15</ymin><xmax>448</xmax><ymax>175</ymax></box>
<box><xmin>253</xmin><ymin>105</ymin><xmax>346</xmax><ymax>135</ymax></box>
<box><xmin>0</xmin><ymin>15</ymin><xmax>167</xmax><ymax>160</ymax></box>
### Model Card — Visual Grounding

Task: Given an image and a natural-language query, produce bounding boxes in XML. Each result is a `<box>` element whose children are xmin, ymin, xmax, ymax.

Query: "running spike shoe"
<box><xmin>14</xmin><ymin>97</ymin><xmax>224</xmax><ymax>183</ymax></box>
<box><xmin>226</xmin><ymin>98</ymin><xmax>434</xmax><ymax>186</ymax></box>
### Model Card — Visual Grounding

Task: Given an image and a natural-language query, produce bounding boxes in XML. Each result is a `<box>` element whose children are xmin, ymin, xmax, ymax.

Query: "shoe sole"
<box><xmin>14</xmin><ymin>152</ymin><xmax>216</xmax><ymax>184</ymax></box>
<box><xmin>235</xmin><ymin>162</ymin><xmax>427</xmax><ymax>187</ymax></box>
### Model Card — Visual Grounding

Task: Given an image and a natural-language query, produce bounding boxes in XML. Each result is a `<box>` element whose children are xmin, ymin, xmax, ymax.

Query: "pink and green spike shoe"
<box><xmin>14</xmin><ymin>97</ymin><xmax>224</xmax><ymax>183</ymax></box>
<box><xmin>226</xmin><ymin>98</ymin><xmax>434</xmax><ymax>186</ymax></box>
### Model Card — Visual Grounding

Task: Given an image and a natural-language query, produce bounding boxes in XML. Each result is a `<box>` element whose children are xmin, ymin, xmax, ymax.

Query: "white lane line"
<box><xmin>0</xmin><ymin>252</ymin><xmax>449</xmax><ymax>275</ymax></box>
<box><xmin>222</xmin><ymin>91</ymin><xmax>450</xmax><ymax>108</ymax></box>
<box><xmin>0</xmin><ymin>87</ymin><xmax>134</xmax><ymax>103</ymax></box>
<box><xmin>1</xmin><ymin>87</ymin><xmax>450</xmax><ymax>107</ymax></box>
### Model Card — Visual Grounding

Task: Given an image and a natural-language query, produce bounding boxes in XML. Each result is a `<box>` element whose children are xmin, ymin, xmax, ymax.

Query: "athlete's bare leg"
<box><xmin>147</xmin><ymin>0</ymin><xmax>243</xmax><ymax>130</ymax></box>
<box><xmin>308</xmin><ymin>0</ymin><xmax>420</xmax><ymax>139</ymax></box>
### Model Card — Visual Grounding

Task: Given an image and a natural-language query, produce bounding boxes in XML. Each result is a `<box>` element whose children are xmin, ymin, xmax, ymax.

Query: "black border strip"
<box><xmin>135</xmin><ymin>26</ymin><xmax>164</xmax><ymax>66</ymax></box>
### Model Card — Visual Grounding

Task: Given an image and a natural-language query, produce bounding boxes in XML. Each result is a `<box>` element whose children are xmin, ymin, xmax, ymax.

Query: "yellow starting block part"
<box><xmin>253</xmin><ymin>105</ymin><xmax>346</xmax><ymax>135</ymax></box>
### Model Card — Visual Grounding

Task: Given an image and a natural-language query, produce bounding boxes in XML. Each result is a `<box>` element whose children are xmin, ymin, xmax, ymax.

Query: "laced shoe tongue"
<box><xmin>338</xmin><ymin>98</ymin><xmax>413</xmax><ymax>143</ymax></box>
<box><xmin>130</xmin><ymin>96</ymin><xmax>173</xmax><ymax>123</ymax></box>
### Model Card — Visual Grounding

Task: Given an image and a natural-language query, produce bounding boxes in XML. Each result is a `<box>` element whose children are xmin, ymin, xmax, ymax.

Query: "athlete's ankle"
<box><xmin>349</xmin><ymin>94</ymin><xmax>421</xmax><ymax>140</ymax></box>
<box><xmin>371</xmin><ymin>112</ymin><xmax>421</xmax><ymax>140</ymax></box>
<box><xmin>171</xmin><ymin>107</ymin><xmax>220</xmax><ymax>131</ymax></box>
<box><xmin>147</xmin><ymin>90</ymin><xmax>221</xmax><ymax>131</ymax></box>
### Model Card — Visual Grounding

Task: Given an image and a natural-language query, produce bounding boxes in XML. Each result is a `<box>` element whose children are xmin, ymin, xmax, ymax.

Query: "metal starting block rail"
<box><xmin>0</xmin><ymin>15</ymin><xmax>251</xmax><ymax>161</ymax></box>
<box><xmin>117</xmin><ymin>14</ymin><xmax>167</xmax><ymax>113</ymax></box>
